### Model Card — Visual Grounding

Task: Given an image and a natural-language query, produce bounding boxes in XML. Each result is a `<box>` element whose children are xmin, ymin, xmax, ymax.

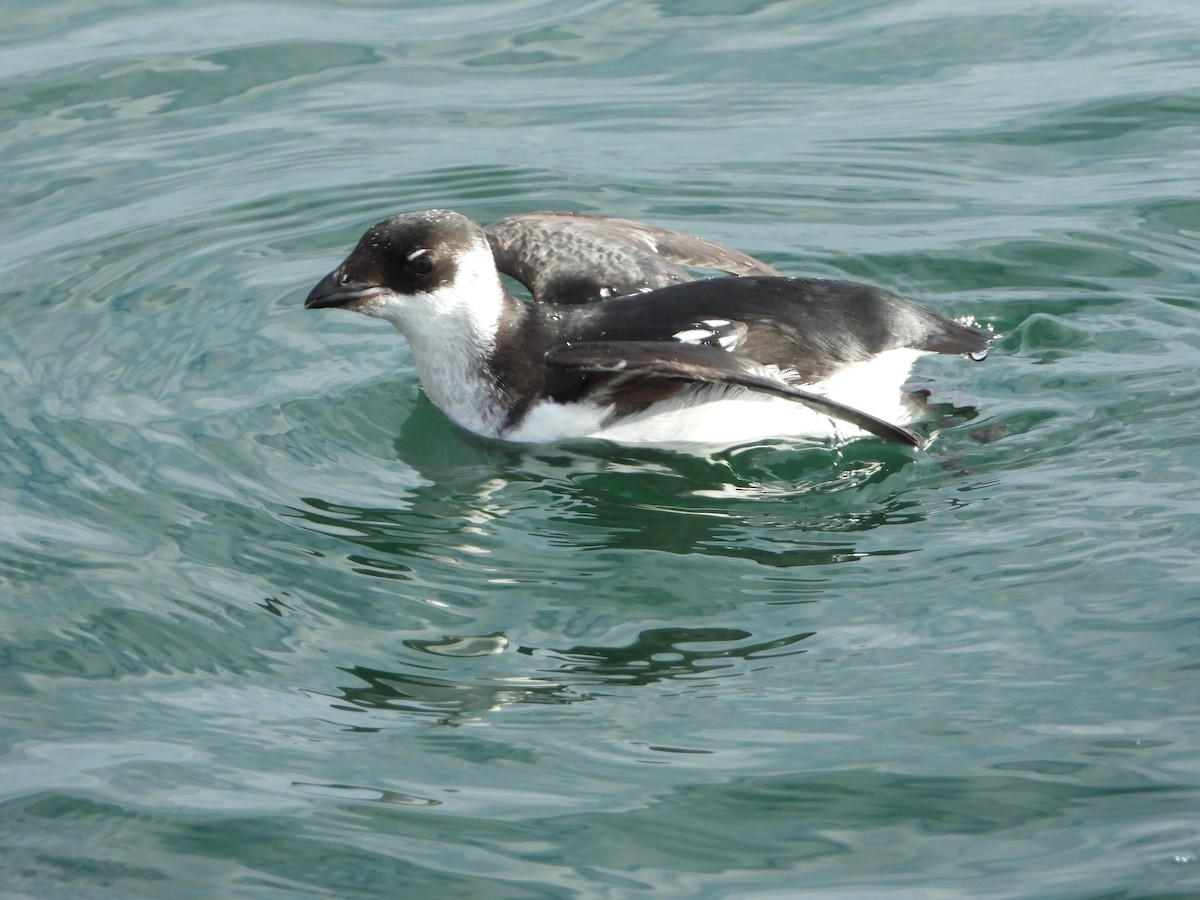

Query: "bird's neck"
<box><xmin>402</xmin><ymin>281</ymin><xmax>527</xmax><ymax>438</ymax></box>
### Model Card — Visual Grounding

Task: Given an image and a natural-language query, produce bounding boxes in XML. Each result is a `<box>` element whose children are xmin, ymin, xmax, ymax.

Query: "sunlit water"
<box><xmin>3</xmin><ymin>1</ymin><xmax>1199</xmax><ymax>896</ymax></box>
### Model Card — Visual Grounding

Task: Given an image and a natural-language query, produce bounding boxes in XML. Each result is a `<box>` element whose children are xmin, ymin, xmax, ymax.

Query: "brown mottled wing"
<box><xmin>545</xmin><ymin>341</ymin><xmax>923</xmax><ymax>447</ymax></box>
<box><xmin>588</xmin><ymin>213</ymin><xmax>781</xmax><ymax>276</ymax></box>
<box><xmin>486</xmin><ymin>212</ymin><xmax>780</xmax><ymax>305</ymax></box>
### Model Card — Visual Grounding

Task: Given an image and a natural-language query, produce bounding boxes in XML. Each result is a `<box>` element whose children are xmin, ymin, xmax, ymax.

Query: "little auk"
<box><xmin>305</xmin><ymin>209</ymin><xmax>991</xmax><ymax>448</ymax></box>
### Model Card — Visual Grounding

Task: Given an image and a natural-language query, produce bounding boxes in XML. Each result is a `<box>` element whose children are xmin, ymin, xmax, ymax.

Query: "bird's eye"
<box><xmin>407</xmin><ymin>250</ymin><xmax>435</xmax><ymax>275</ymax></box>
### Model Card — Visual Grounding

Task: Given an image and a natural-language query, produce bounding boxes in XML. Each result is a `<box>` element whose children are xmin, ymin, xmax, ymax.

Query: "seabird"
<box><xmin>305</xmin><ymin>209</ymin><xmax>991</xmax><ymax>448</ymax></box>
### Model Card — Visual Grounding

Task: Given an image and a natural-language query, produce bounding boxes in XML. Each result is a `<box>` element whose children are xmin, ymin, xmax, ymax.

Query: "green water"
<box><xmin>3</xmin><ymin>0</ymin><xmax>1199</xmax><ymax>896</ymax></box>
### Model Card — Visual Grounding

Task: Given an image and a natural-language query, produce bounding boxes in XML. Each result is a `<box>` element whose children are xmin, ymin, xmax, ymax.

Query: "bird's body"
<box><xmin>305</xmin><ymin>209</ymin><xmax>991</xmax><ymax>448</ymax></box>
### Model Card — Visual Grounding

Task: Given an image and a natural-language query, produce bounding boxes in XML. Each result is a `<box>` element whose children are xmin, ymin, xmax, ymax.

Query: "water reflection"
<box><xmin>325</xmin><ymin>626</ymin><xmax>815</xmax><ymax>724</ymax></box>
<box><xmin>393</xmin><ymin>392</ymin><xmax>929</xmax><ymax>497</ymax></box>
<box><xmin>528</xmin><ymin>625</ymin><xmax>814</xmax><ymax>686</ymax></box>
<box><xmin>329</xmin><ymin>662</ymin><xmax>582</xmax><ymax>725</ymax></box>
<box><xmin>287</xmin><ymin>390</ymin><xmax>954</xmax><ymax>582</ymax></box>
<box><xmin>291</xmin><ymin>781</ymin><xmax>440</xmax><ymax>806</ymax></box>
<box><xmin>288</xmin><ymin>390</ymin><xmax>992</xmax><ymax>726</ymax></box>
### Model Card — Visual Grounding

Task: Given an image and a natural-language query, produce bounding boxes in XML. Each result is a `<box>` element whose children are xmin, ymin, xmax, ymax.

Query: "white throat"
<box><xmin>371</xmin><ymin>241</ymin><xmax>513</xmax><ymax>437</ymax></box>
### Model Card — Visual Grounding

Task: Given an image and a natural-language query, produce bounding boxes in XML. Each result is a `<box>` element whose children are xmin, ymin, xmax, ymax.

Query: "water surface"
<box><xmin>2</xmin><ymin>0</ymin><xmax>1199</xmax><ymax>896</ymax></box>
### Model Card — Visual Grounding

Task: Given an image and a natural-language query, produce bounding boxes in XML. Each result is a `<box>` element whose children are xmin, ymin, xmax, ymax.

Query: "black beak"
<box><xmin>304</xmin><ymin>270</ymin><xmax>387</xmax><ymax>310</ymax></box>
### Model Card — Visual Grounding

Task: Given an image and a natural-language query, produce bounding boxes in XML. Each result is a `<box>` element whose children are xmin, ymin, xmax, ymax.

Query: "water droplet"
<box><xmin>969</xmin><ymin>349</ymin><xmax>989</xmax><ymax>362</ymax></box>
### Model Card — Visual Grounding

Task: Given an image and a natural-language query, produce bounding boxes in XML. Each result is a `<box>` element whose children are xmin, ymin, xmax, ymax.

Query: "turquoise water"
<box><xmin>3</xmin><ymin>0</ymin><xmax>1200</xmax><ymax>896</ymax></box>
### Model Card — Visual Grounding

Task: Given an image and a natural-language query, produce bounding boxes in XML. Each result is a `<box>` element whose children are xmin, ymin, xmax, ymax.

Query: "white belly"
<box><xmin>505</xmin><ymin>348</ymin><xmax>924</xmax><ymax>446</ymax></box>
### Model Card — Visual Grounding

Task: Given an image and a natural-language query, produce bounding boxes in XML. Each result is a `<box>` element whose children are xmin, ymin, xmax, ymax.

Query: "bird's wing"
<box><xmin>551</xmin><ymin>276</ymin><xmax>993</xmax><ymax>383</ymax></box>
<box><xmin>545</xmin><ymin>340</ymin><xmax>922</xmax><ymax>447</ymax></box>
<box><xmin>486</xmin><ymin>212</ymin><xmax>780</xmax><ymax>305</ymax></box>
<box><xmin>570</xmin><ymin>213</ymin><xmax>781</xmax><ymax>277</ymax></box>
